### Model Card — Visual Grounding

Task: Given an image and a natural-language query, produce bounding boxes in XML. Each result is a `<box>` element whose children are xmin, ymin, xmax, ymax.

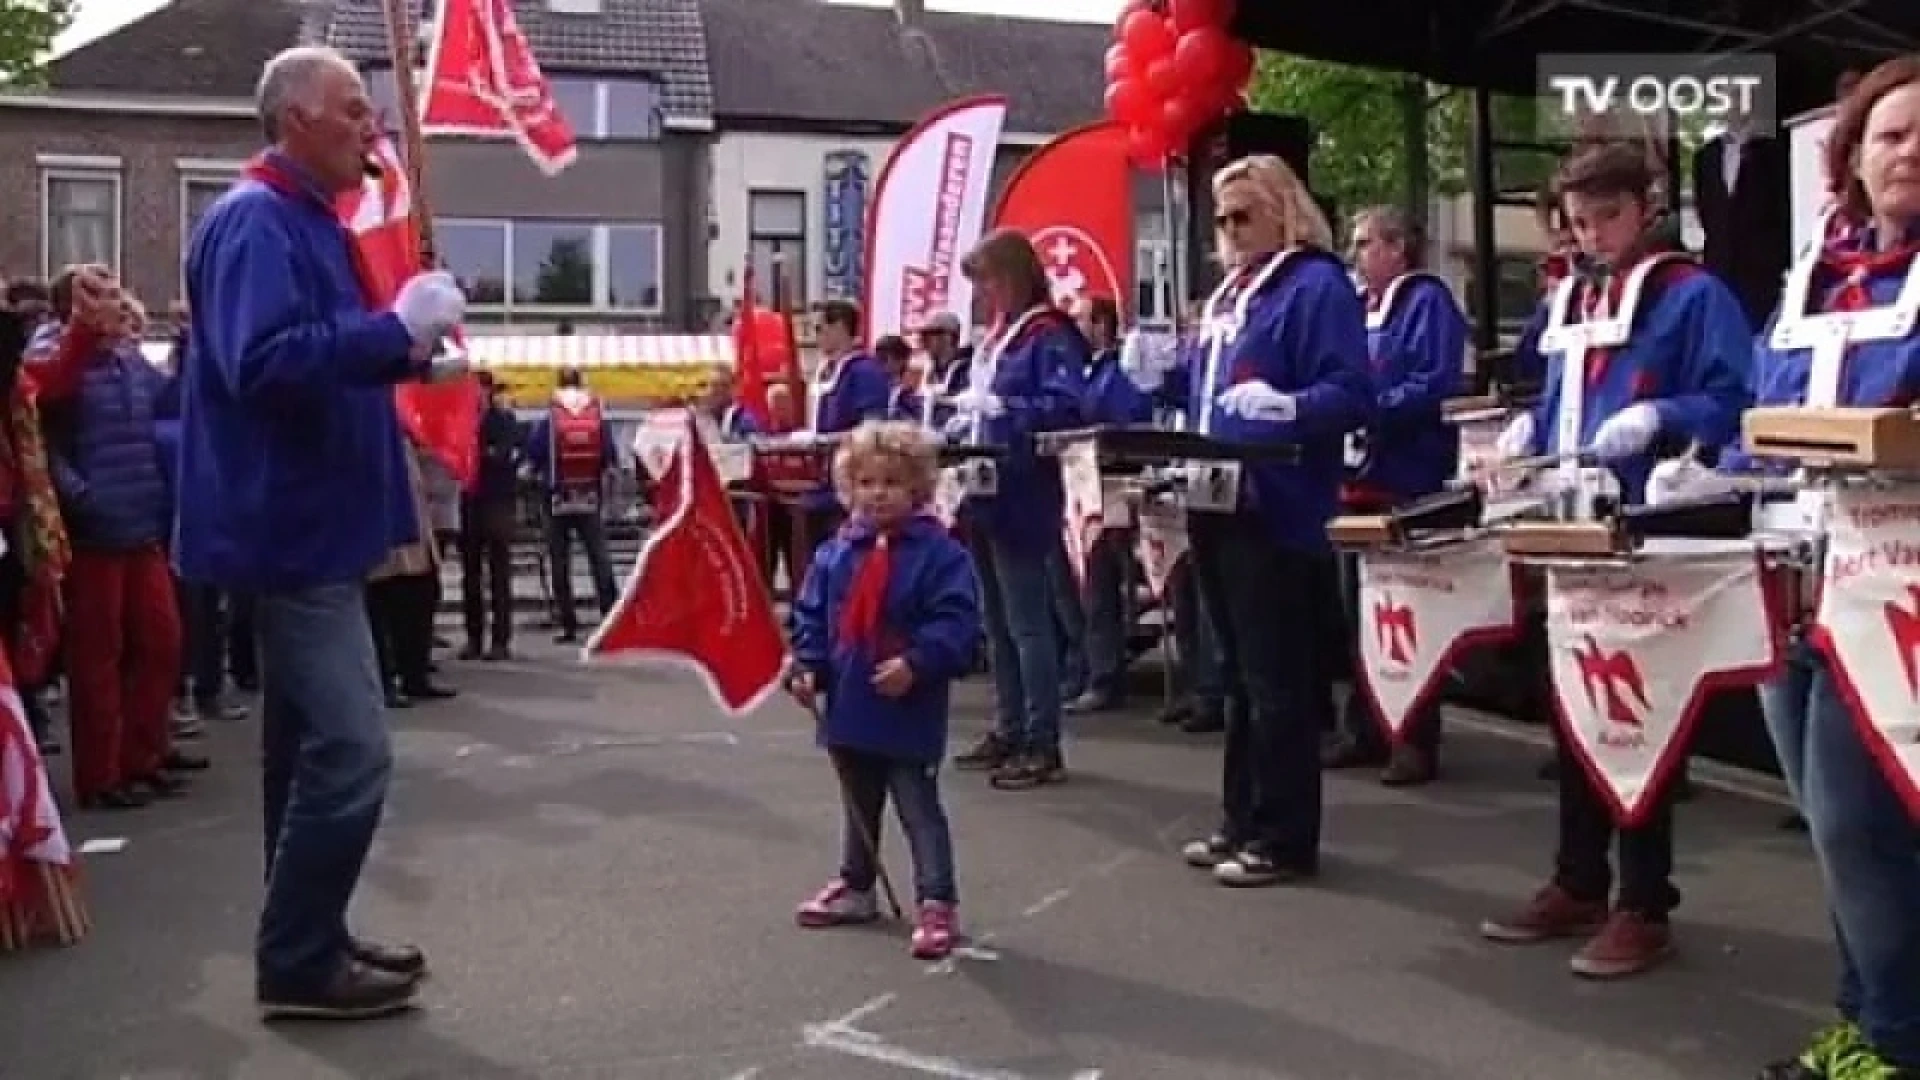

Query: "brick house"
<box><xmin>0</xmin><ymin>0</ymin><xmax>302</xmax><ymax>312</ymax></box>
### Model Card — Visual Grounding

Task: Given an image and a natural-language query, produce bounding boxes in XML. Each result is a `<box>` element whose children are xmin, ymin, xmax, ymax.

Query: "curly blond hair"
<box><xmin>832</xmin><ymin>420</ymin><xmax>939</xmax><ymax>506</ymax></box>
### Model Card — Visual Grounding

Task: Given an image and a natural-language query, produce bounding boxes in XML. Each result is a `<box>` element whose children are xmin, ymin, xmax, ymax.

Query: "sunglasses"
<box><xmin>1215</xmin><ymin>208</ymin><xmax>1252</xmax><ymax>229</ymax></box>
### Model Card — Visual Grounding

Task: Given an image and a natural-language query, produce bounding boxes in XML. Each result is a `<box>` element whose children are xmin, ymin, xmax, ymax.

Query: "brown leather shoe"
<box><xmin>1571</xmin><ymin>912</ymin><xmax>1673</xmax><ymax>979</ymax></box>
<box><xmin>1480</xmin><ymin>884</ymin><xmax>1609</xmax><ymax>943</ymax></box>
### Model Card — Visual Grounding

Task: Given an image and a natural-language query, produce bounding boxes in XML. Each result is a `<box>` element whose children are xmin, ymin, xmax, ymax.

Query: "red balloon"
<box><xmin>1170</xmin><ymin>0</ymin><xmax>1234</xmax><ymax>32</ymax></box>
<box><xmin>1220</xmin><ymin>39</ymin><xmax>1255</xmax><ymax>90</ymax></box>
<box><xmin>1127</xmin><ymin>124</ymin><xmax>1169</xmax><ymax>170</ymax></box>
<box><xmin>1104</xmin><ymin>77</ymin><xmax>1151</xmax><ymax>127</ymax></box>
<box><xmin>1159</xmin><ymin>94</ymin><xmax>1204</xmax><ymax>150</ymax></box>
<box><xmin>1173</xmin><ymin>26</ymin><xmax>1234</xmax><ymax>89</ymax></box>
<box><xmin>1103</xmin><ymin>43</ymin><xmax>1133</xmax><ymax>82</ymax></box>
<box><xmin>1120</xmin><ymin>9</ymin><xmax>1175</xmax><ymax>64</ymax></box>
<box><xmin>1145</xmin><ymin>55</ymin><xmax>1180</xmax><ymax>98</ymax></box>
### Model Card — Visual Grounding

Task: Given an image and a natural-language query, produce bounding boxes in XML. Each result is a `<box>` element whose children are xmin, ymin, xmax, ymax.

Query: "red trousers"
<box><xmin>65</xmin><ymin>546</ymin><xmax>182</xmax><ymax>799</ymax></box>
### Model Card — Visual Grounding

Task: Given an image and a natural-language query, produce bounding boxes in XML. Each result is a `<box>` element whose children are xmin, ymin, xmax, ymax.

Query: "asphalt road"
<box><xmin>0</xmin><ymin>635</ymin><xmax>1836</xmax><ymax>1080</ymax></box>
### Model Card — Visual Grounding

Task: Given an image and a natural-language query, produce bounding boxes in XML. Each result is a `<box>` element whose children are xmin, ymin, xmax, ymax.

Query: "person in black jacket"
<box><xmin>461</xmin><ymin>372</ymin><xmax>521</xmax><ymax>660</ymax></box>
<box><xmin>1691</xmin><ymin>118</ymin><xmax>1792</xmax><ymax>331</ymax></box>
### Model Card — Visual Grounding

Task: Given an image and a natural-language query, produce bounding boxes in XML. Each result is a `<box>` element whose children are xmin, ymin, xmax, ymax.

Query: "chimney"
<box><xmin>894</xmin><ymin>0</ymin><xmax>924</xmax><ymax>26</ymax></box>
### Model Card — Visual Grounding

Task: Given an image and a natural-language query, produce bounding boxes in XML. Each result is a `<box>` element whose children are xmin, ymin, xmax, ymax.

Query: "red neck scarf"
<box><xmin>1819</xmin><ymin>241</ymin><xmax>1917</xmax><ymax>313</ymax></box>
<box><xmin>838</xmin><ymin>529</ymin><xmax>896</xmax><ymax>656</ymax></box>
<box><xmin>242</xmin><ymin>151</ymin><xmax>380</xmax><ymax>308</ymax></box>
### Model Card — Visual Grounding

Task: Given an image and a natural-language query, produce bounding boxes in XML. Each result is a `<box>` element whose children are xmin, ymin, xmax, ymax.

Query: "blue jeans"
<box><xmin>1082</xmin><ymin>531</ymin><xmax>1132</xmax><ymax>697</ymax></box>
<box><xmin>255</xmin><ymin>583</ymin><xmax>394</xmax><ymax>992</ymax></box>
<box><xmin>1047</xmin><ymin>543</ymin><xmax>1088</xmax><ymax>700</ymax></box>
<box><xmin>834</xmin><ymin>747</ymin><xmax>957</xmax><ymax>905</ymax></box>
<box><xmin>976</xmin><ymin>536</ymin><xmax>1064</xmax><ymax>753</ymax></box>
<box><xmin>1762</xmin><ymin>636</ymin><xmax>1920</xmax><ymax>1066</ymax></box>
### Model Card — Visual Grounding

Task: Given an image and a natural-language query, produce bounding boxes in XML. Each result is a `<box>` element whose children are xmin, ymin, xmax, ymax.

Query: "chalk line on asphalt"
<box><xmin>803</xmin><ymin>993</ymin><xmax>1100</xmax><ymax>1080</ymax></box>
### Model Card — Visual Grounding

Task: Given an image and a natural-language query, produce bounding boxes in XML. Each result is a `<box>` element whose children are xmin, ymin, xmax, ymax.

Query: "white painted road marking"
<box><xmin>803</xmin><ymin>991</ymin><xmax>1099</xmax><ymax>1079</ymax></box>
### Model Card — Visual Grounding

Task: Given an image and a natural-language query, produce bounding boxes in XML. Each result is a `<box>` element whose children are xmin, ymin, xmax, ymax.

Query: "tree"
<box><xmin>532</xmin><ymin>237</ymin><xmax>593</xmax><ymax>305</ymax></box>
<box><xmin>1246</xmin><ymin>54</ymin><xmax>1551</xmax><ymax>226</ymax></box>
<box><xmin>0</xmin><ymin>1</ymin><xmax>78</xmax><ymax>87</ymax></box>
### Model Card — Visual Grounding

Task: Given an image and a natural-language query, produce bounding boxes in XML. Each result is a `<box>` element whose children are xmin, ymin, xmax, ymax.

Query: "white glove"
<box><xmin>393</xmin><ymin>270</ymin><xmax>466</xmax><ymax>343</ymax></box>
<box><xmin>1645</xmin><ymin>457</ymin><xmax>1734</xmax><ymax>506</ymax></box>
<box><xmin>1589</xmin><ymin>402</ymin><xmax>1662</xmax><ymax>460</ymax></box>
<box><xmin>950</xmin><ymin>389</ymin><xmax>1006</xmax><ymax>418</ymax></box>
<box><xmin>1215</xmin><ymin>379</ymin><xmax>1297</xmax><ymax>423</ymax></box>
<box><xmin>1494</xmin><ymin>412</ymin><xmax>1535</xmax><ymax>460</ymax></box>
<box><xmin>941</xmin><ymin>413</ymin><xmax>973</xmax><ymax>440</ymax></box>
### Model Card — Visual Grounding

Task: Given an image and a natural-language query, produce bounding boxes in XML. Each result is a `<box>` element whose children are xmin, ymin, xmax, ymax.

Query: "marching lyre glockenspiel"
<box><xmin>1327</xmin><ymin>485</ymin><xmax>1486</xmax><ymax>551</ymax></box>
<box><xmin>1033</xmin><ymin>425</ymin><xmax>1300</xmax><ymax>516</ymax></box>
<box><xmin>1743</xmin><ymin>406</ymin><xmax>1920</xmax><ymax>470</ymax></box>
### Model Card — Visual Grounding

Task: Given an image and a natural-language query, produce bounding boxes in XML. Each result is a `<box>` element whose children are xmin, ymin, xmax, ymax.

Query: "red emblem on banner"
<box><xmin>993</xmin><ymin>121</ymin><xmax>1134</xmax><ymax>316</ymax></box>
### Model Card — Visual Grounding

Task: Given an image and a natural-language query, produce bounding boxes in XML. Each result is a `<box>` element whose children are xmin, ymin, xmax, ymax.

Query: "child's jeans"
<box><xmin>832</xmin><ymin>746</ymin><xmax>957</xmax><ymax>906</ymax></box>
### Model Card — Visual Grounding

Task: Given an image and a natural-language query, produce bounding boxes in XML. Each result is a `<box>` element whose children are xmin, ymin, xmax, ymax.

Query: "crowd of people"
<box><xmin>3</xmin><ymin>37</ymin><xmax>1915</xmax><ymax>1080</ymax></box>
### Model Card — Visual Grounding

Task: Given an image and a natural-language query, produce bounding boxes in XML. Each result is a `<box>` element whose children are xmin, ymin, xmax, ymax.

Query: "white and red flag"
<box><xmin>0</xmin><ymin>634</ymin><xmax>86</xmax><ymax>950</ymax></box>
<box><xmin>586</xmin><ymin>411</ymin><xmax>786</xmax><ymax>715</ymax></box>
<box><xmin>420</xmin><ymin>0</ymin><xmax>579</xmax><ymax>176</ymax></box>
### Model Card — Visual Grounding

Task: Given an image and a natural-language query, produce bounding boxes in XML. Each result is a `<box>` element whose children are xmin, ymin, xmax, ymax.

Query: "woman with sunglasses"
<box><xmin>1174</xmin><ymin>154</ymin><xmax>1372</xmax><ymax>889</ymax></box>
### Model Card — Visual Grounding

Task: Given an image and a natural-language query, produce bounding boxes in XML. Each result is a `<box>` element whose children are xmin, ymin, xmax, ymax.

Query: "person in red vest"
<box><xmin>524</xmin><ymin>367</ymin><xmax>618</xmax><ymax>643</ymax></box>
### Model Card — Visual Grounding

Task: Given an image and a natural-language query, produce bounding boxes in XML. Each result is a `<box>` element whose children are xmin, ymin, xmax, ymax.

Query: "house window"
<box><xmin>42</xmin><ymin>168</ymin><xmax>120</xmax><ymax>277</ymax></box>
<box><xmin>439</xmin><ymin>218</ymin><xmax>664</xmax><ymax>314</ymax></box>
<box><xmin>748</xmin><ymin>190</ymin><xmax>807</xmax><ymax>309</ymax></box>
<box><xmin>603</xmin><ymin>79</ymin><xmax>663</xmax><ymax>140</ymax></box>
<box><xmin>180</xmin><ymin>175</ymin><xmax>234</xmax><ymax>248</ymax></box>
<box><xmin>388</xmin><ymin>69</ymin><xmax>664</xmax><ymax>140</ymax></box>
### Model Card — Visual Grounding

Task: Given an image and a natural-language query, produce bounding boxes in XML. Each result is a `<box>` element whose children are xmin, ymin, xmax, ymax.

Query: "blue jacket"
<box><xmin>1522</xmin><ymin>259</ymin><xmax>1752</xmax><ymax>503</ymax></box>
<box><xmin>176</xmin><ymin>154</ymin><xmax>424</xmax><ymax>590</ymax></box>
<box><xmin>915</xmin><ymin>356</ymin><xmax>972</xmax><ymax>430</ymax></box>
<box><xmin>964</xmin><ymin>309</ymin><xmax>1089</xmax><ymax>553</ymax></box>
<box><xmin>47</xmin><ymin>341</ymin><xmax>174</xmax><ymax>551</ymax></box>
<box><xmin>805</xmin><ymin>350</ymin><xmax>891</xmax><ymax>508</ymax></box>
<box><xmin>1084</xmin><ymin>346</ymin><xmax>1153</xmax><ymax>425</ymax></box>
<box><xmin>1350</xmin><ymin>273</ymin><xmax>1468</xmax><ymax>502</ymax></box>
<box><xmin>1510</xmin><ymin>306</ymin><xmax>1549</xmax><ymax>387</ymax></box>
<box><xmin>471</xmin><ymin>403</ymin><xmax>523</xmax><ymax>505</ymax></box>
<box><xmin>718</xmin><ymin>403</ymin><xmax>761</xmax><ymax>440</ymax></box>
<box><xmin>1723</xmin><ymin>243</ymin><xmax>1920</xmax><ymax>473</ymax></box>
<box><xmin>1188</xmin><ymin>249</ymin><xmax>1373</xmax><ymax>552</ymax></box>
<box><xmin>789</xmin><ymin>513</ymin><xmax>983</xmax><ymax>763</ymax></box>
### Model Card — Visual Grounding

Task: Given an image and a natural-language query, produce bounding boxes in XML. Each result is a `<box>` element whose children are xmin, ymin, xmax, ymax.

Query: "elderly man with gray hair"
<box><xmin>177</xmin><ymin>45</ymin><xmax>468</xmax><ymax>1021</ymax></box>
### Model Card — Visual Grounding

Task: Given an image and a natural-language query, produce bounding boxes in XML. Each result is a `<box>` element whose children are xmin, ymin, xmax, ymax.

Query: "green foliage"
<box><xmin>1246</xmin><ymin>52</ymin><xmax>1552</xmax><ymax>220</ymax></box>
<box><xmin>0</xmin><ymin>0</ymin><xmax>77</xmax><ymax>87</ymax></box>
<box><xmin>533</xmin><ymin>237</ymin><xmax>594</xmax><ymax>305</ymax></box>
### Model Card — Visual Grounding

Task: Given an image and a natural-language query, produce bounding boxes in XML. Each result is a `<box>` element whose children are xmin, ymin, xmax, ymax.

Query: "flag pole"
<box><xmin>380</xmin><ymin>0</ymin><xmax>439</xmax><ymax>263</ymax></box>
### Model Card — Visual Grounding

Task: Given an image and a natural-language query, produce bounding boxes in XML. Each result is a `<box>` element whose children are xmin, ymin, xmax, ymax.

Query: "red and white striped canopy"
<box><xmin>465</xmin><ymin>334</ymin><xmax>737</xmax><ymax>370</ymax></box>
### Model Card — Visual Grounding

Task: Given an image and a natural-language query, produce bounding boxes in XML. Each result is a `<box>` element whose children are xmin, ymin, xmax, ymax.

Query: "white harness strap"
<box><xmin>966</xmin><ymin>305</ymin><xmax>1049</xmax><ymax>443</ymax></box>
<box><xmin>1771</xmin><ymin>227</ymin><xmax>1920</xmax><ymax>408</ymax></box>
<box><xmin>1538</xmin><ymin>253</ymin><xmax>1692</xmax><ymax>475</ymax></box>
<box><xmin>1196</xmin><ymin>250</ymin><xmax>1304</xmax><ymax>437</ymax></box>
<box><xmin>1364</xmin><ymin>271</ymin><xmax>1445</xmax><ymax>331</ymax></box>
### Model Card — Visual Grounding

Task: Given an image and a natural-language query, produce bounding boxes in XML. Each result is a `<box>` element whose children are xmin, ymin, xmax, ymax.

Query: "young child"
<box><xmin>786</xmin><ymin>421</ymin><xmax>984</xmax><ymax>959</ymax></box>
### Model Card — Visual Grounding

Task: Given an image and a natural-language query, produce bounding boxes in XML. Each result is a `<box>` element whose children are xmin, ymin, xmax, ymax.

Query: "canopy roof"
<box><xmin>1232</xmin><ymin>0</ymin><xmax>1918</xmax><ymax>118</ymax></box>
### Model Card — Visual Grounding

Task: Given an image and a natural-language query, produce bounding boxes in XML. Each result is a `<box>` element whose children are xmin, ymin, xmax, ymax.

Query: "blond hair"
<box><xmin>1212</xmin><ymin>154</ymin><xmax>1332</xmax><ymax>250</ymax></box>
<box><xmin>832</xmin><ymin>420</ymin><xmax>939</xmax><ymax>506</ymax></box>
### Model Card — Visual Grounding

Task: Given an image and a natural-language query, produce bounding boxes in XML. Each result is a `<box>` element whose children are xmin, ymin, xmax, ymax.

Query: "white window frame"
<box><xmin>448</xmin><ymin>218</ymin><xmax>665</xmax><ymax>316</ymax></box>
<box><xmin>177</xmin><ymin>166</ymin><xmax>241</xmax><ymax>251</ymax></box>
<box><xmin>39</xmin><ymin>159</ymin><xmax>123</xmax><ymax>279</ymax></box>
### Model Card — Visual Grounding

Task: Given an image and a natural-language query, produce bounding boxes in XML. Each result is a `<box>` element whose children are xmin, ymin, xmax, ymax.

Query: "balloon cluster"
<box><xmin>1103</xmin><ymin>0</ymin><xmax>1255</xmax><ymax>170</ymax></box>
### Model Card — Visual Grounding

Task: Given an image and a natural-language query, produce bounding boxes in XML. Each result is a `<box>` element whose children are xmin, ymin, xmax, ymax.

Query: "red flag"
<box><xmin>991</xmin><ymin>121</ymin><xmax>1134</xmax><ymax>318</ymax></box>
<box><xmin>335</xmin><ymin>138</ymin><xmax>481</xmax><ymax>490</ymax></box>
<box><xmin>585</xmin><ymin>411</ymin><xmax>786</xmax><ymax>715</ymax></box>
<box><xmin>732</xmin><ymin>264</ymin><xmax>803</xmax><ymax>428</ymax></box>
<box><xmin>0</xmin><ymin>640</ymin><xmax>87</xmax><ymax>948</ymax></box>
<box><xmin>420</xmin><ymin>0</ymin><xmax>578</xmax><ymax>176</ymax></box>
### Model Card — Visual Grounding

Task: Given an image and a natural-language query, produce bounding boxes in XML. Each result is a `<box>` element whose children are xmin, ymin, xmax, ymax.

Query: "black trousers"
<box><xmin>1188</xmin><ymin>512</ymin><xmax>1332</xmax><ymax>867</ymax></box>
<box><xmin>367</xmin><ymin>572</ymin><xmax>438</xmax><ymax>691</ymax></box>
<box><xmin>1514</xmin><ymin>607</ymin><xmax>1681</xmax><ymax>919</ymax></box>
<box><xmin>460</xmin><ymin>500</ymin><xmax>515</xmax><ymax>649</ymax></box>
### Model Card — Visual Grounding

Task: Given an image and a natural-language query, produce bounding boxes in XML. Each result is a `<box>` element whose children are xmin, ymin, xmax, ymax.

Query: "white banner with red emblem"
<box><xmin>1060</xmin><ymin>441</ymin><xmax>1104</xmax><ymax>586</ymax></box>
<box><xmin>633</xmin><ymin>412</ymin><xmax>752</xmax><ymax>485</ymax></box>
<box><xmin>1355</xmin><ymin>537</ymin><xmax>1519</xmax><ymax>742</ymax></box>
<box><xmin>1134</xmin><ymin>501</ymin><xmax>1189</xmax><ymax>599</ymax></box>
<box><xmin>1812</xmin><ymin>482</ymin><xmax>1920</xmax><ymax>818</ymax></box>
<box><xmin>1545</xmin><ymin>542</ymin><xmax>1783</xmax><ymax>826</ymax></box>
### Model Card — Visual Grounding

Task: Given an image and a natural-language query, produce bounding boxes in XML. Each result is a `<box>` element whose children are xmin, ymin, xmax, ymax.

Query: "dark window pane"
<box><xmin>749</xmin><ymin>237</ymin><xmax>805</xmax><ymax>309</ymax></box>
<box><xmin>183</xmin><ymin>177</ymin><xmax>230</xmax><ymax>246</ymax></box>
<box><xmin>608</xmin><ymin>224</ymin><xmax>661</xmax><ymax>310</ymax></box>
<box><xmin>605</xmin><ymin>79</ymin><xmax>662</xmax><ymax>139</ymax></box>
<box><xmin>439</xmin><ymin>220</ymin><xmax>509</xmax><ymax>304</ymax></box>
<box><xmin>513</xmin><ymin>221</ymin><xmax>595</xmax><ymax>305</ymax></box>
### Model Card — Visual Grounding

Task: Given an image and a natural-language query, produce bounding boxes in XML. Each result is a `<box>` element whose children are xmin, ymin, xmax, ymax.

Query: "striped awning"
<box><xmin>465</xmin><ymin>334</ymin><xmax>736</xmax><ymax>369</ymax></box>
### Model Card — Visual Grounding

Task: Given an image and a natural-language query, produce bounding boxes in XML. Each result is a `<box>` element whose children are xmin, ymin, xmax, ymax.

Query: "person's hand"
<box><xmin>871</xmin><ymin>657</ymin><xmax>914</xmax><ymax>698</ymax></box>
<box><xmin>423</xmin><ymin>338</ymin><xmax>471</xmax><ymax>384</ymax></box>
<box><xmin>1494</xmin><ymin>412</ymin><xmax>1535</xmax><ymax>460</ymax></box>
<box><xmin>392</xmin><ymin>270</ymin><xmax>466</xmax><ymax>343</ymax></box>
<box><xmin>786</xmin><ymin>669</ymin><xmax>818</xmax><ymax>710</ymax></box>
<box><xmin>1645</xmin><ymin>456</ymin><xmax>1733</xmax><ymax>506</ymax></box>
<box><xmin>1589</xmin><ymin>403</ymin><xmax>1661</xmax><ymax>460</ymax></box>
<box><xmin>950</xmin><ymin>389</ymin><xmax>1005</xmax><ymax>417</ymax></box>
<box><xmin>68</xmin><ymin>265</ymin><xmax>121</xmax><ymax>335</ymax></box>
<box><xmin>1215</xmin><ymin>379</ymin><xmax>1296</xmax><ymax>423</ymax></box>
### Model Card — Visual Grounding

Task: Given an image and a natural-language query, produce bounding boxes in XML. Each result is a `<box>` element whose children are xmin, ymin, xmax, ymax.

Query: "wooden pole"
<box><xmin>380</xmin><ymin>0</ymin><xmax>439</xmax><ymax>263</ymax></box>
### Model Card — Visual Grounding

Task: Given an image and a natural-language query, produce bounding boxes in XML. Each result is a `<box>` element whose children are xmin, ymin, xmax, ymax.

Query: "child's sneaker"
<box><xmin>909</xmin><ymin>901</ymin><xmax>958</xmax><ymax>960</ymax></box>
<box><xmin>795</xmin><ymin>879</ymin><xmax>879</xmax><ymax>928</ymax></box>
